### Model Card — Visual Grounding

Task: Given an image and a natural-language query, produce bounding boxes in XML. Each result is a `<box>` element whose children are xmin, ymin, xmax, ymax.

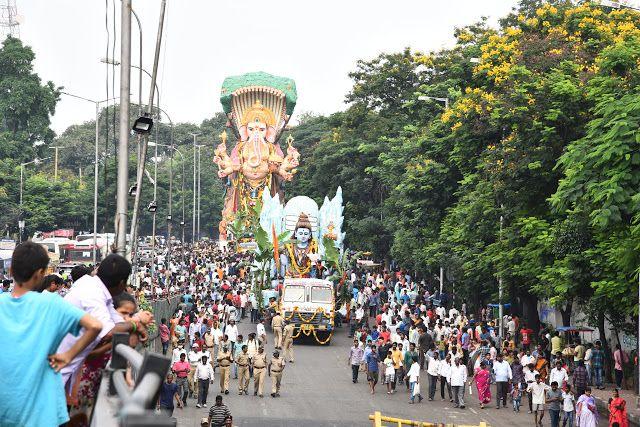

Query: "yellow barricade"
<box><xmin>368</xmin><ymin>412</ymin><xmax>488</xmax><ymax>427</ymax></box>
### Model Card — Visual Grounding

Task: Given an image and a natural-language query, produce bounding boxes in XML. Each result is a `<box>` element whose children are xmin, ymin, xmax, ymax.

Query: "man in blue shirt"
<box><xmin>0</xmin><ymin>242</ymin><xmax>102</xmax><ymax>426</ymax></box>
<box><xmin>366</xmin><ymin>344</ymin><xmax>379</xmax><ymax>394</ymax></box>
<box><xmin>157</xmin><ymin>373</ymin><xmax>183</xmax><ymax>416</ymax></box>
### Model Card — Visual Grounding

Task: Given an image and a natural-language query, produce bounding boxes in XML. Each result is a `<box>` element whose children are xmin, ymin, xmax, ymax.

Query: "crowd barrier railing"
<box><xmin>91</xmin><ymin>332</ymin><xmax>173</xmax><ymax>427</ymax></box>
<box><xmin>369</xmin><ymin>412</ymin><xmax>488</xmax><ymax>427</ymax></box>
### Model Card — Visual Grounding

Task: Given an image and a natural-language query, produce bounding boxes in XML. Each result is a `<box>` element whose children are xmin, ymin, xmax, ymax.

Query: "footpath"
<box><xmin>590</xmin><ymin>385</ymin><xmax>639</xmax><ymax>426</ymax></box>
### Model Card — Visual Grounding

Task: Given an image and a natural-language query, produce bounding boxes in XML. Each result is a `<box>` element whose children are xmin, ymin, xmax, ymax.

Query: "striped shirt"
<box><xmin>208</xmin><ymin>403</ymin><xmax>231</xmax><ymax>427</ymax></box>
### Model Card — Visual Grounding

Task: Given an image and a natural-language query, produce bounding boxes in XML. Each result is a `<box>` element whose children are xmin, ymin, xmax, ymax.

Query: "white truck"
<box><xmin>279</xmin><ymin>278</ymin><xmax>335</xmax><ymax>345</ymax></box>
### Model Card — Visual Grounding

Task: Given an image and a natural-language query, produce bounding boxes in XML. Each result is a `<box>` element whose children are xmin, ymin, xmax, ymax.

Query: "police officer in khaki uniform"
<box><xmin>217</xmin><ymin>344</ymin><xmax>232</xmax><ymax>395</ymax></box>
<box><xmin>269</xmin><ymin>350</ymin><xmax>286</xmax><ymax>397</ymax></box>
<box><xmin>236</xmin><ymin>345</ymin><xmax>250</xmax><ymax>395</ymax></box>
<box><xmin>271</xmin><ymin>312</ymin><xmax>284</xmax><ymax>349</ymax></box>
<box><xmin>282</xmin><ymin>321</ymin><xmax>295</xmax><ymax>363</ymax></box>
<box><xmin>252</xmin><ymin>346</ymin><xmax>268</xmax><ymax>397</ymax></box>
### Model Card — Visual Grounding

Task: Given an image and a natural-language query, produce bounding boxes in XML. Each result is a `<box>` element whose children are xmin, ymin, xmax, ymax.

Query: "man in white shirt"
<box><xmin>426</xmin><ymin>352</ymin><xmax>441</xmax><ymax>401</ymax></box>
<box><xmin>527</xmin><ymin>374</ymin><xmax>550</xmax><ymax>426</ymax></box>
<box><xmin>195</xmin><ymin>355</ymin><xmax>215</xmax><ymax>408</ymax></box>
<box><xmin>548</xmin><ymin>360</ymin><xmax>568</xmax><ymax>387</ymax></box>
<box><xmin>57</xmin><ymin>254</ymin><xmax>151</xmax><ymax>389</ymax></box>
<box><xmin>225</xmin><ymin>319</ymin><xmax>239</xmax><ymax>349</ymax></box>
<box><xmin>493</xmin><ymin>353</ymin><xmax>512</xmax><ymax>408</ymax></box>
<box><xmin>520</xmin><ymin>350</ymin><xmax>535</xmax><ymax>367</ymax></box>
<box><xmin>257</xmin><ymin>319</ymin><xmax>267</xmax><ymax>346</ymax></box>
<box><xmin>172</xmin><ymin>341</ymin><xmax>187</xmax><ymax>364</ymax></box>
<box><xmin>448</xmin><ymin>357</ymin><xmax>467</xmax><ymax>408</ymax></box>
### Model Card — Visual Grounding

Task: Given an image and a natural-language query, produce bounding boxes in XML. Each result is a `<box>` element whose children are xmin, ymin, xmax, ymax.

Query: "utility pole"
<box><xmin>115</xmin><ymin>0</ymin><xmax>132</xmax><ymax>256</ymax></box>
<box><xmin>197</xmin><ymin>144</ymin><xmax>203</xmax><ymax>240</ymax></box>
<box><xmin>189</xmin><ymin>132</ymin><xmax>200</xmax><ymax>242</ymax></box>
<box><xmin>49</xmin><ymin>146</ymin><xmax>64</xmax><ymax>181</ymax></box>
<box><xmin>128</xmin><ymin>0</ymin><xmax>166</xmax><ymax>262</ymax></box>
<box><xmin>498</xmin><ymin>204</ymin><xmax>505</xmax><ymax>342</ymax></box>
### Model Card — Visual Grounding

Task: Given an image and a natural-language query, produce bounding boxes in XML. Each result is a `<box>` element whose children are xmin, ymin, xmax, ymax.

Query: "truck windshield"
<box><xmin>311</xmin><ymin>286</ymin><xmax>332</xmax><ymax>303</ymax></box>
<box><xmin>283</xmin><ymin>285</ymin><xmax>305</xmax><ymax>302</ymax></box>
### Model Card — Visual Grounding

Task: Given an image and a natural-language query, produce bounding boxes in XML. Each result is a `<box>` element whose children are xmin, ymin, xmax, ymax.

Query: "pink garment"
<box><xmin>474</xmin><ymin>367</ymin><xmax>492</xmax><ymax>404</ymax></box>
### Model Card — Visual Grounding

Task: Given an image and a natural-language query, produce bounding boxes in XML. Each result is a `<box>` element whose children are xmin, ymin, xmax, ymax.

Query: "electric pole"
<box><xmin>115</xmin><ymin>0</ymin><xmax>132</xmax><ymax>256</ymax></box>
<box><xmin>189</xmin><ymin>132</ymin><xmax>200</xmax><ymax>242</ymax></box>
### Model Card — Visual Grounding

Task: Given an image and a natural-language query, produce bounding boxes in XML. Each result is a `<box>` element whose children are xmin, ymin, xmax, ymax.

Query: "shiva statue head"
<box><xmin>293</xmin><ymin>213</ymin><xmax>313</xmax><ymax>249</ymax></box>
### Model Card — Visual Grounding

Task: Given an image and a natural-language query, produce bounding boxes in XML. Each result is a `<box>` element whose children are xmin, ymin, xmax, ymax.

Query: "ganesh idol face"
<box><xmin>246</xmin><ymin>119</ymin><xmax>267</xmax><ymax>143</ymax></box>
<box><xmin>295</xmin><ymin>227</ymin><xmax>311</xmax><ymax>248</ymax></box>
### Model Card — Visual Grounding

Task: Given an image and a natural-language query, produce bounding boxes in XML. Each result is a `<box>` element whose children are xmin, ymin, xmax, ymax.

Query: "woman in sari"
<box><xmin>535</xmin><ymin>354</ymin><xmax>549</xmax><ymax>383</ymax></box>
<box><xmin>576</xmin><ymin>387</ymin><xmax>598</xmax><ymax>427</ymax></box>
<box><xmin>608</xmin><ymin>388</ymin><xmax>628</xmax><ymax>427</ymax></box>
<box><xmin>471</xmin><ymin>361</ymin><xmax>492</xmax><ymax>409</ymax></box>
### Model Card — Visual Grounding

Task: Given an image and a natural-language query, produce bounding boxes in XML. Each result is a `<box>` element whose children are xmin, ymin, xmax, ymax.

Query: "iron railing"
<box><xmin>91</xmin><ymin>332</ymin><xmax>173</xmax><ymax>427</ymax></box>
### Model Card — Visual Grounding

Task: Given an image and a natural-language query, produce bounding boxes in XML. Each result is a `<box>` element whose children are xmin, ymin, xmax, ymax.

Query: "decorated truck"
<box><xmin>280</xmin><ymin>277</ymin><xmax>335</xmax><ymax>344</ymax></box>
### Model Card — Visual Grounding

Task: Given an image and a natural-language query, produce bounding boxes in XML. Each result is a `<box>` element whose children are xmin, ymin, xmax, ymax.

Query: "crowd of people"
<box><xmin>0</xmin><ymin>237</ymin><xmax>634</xmax><ymax>427</ymax></box>
<box><xmin>342</xmin><ymin>270</ymin><xmax>634</xmax><ymax>427</ymax></box>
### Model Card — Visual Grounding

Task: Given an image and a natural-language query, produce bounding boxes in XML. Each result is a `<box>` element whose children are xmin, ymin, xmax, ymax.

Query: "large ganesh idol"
<box><xmin>214</xmin><ymin>72</ymin><xmax>299</xmax><ymax>241</ymax></box>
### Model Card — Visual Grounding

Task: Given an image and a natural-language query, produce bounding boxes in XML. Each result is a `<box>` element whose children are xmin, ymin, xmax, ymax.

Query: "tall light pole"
<box><xmin>59</xmin><ymin>92</ymin><xmax>118</xmax><ymax>264</ymax></box>
<box><xmin>196</xmin><ymin>144</ymin><xmax>204</xmax><ymax>240</ymax></box>
<box><xmin>420</xmin><ymin>94</ymin><xmax>450</xmax><ymax>298</ymax></box>
<box><xmin>115</xmin><ymin>0</ymin><xmax>132</xmax><ymax>256</ymax></box>
<box><xmin>189</xmin><ymin>132</ymin><xmax>200</xmax><ymax>242</ymax></box>
<box><xmin>127</xmin><ymin>0</ymin><xmax>166</xmax><ymax>263</ymax></box>
<box><xmin>19</xmin><ymin>157</ymin><xmax>51</xmax><ymax>242</ymax></box>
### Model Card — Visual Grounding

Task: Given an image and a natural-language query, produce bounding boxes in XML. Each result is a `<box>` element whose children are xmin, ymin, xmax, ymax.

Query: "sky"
<box><xmin>16</xmin><ymin>0</ymin><xmax>520</xmax><ymax>135</ymax></box>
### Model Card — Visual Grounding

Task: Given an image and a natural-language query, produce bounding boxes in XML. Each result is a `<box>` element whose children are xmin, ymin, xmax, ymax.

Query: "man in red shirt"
<box><xmin>172</xmin><ymin>353</ymin><xmax>191</xmax><ymax>405</ymax></box>
<box><xmin>520</xmin><ymin>325</ymin><xmax>533</xmax><ymax>350</ymax></box>
<box><xmin>379</xmin><ymin>325</ymin><xmax>391</xmax><ymax>344</ymax></box>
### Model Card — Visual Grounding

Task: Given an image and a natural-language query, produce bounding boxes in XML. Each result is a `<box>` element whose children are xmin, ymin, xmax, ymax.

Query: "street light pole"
<box><xmin>59</xmin><ymin>91</ymin><xmax>117</xmax><ymax>264</ymax></box>
<box><xmin>189</xmin><ymin>133</ymin><xmax>200</xmax><ymax>242</ymax></box>
<box><xmin>498</xmin><ymin>204</ymin><xmax>505</xmax><ymax>342</ymax></box>
<box><xmin>19</xmin><ymin>157</ymin><xmax>51</xmax><ymax>243</ymax></box>
<box><xmin>196</xmin><ymin>144</ymin><xmax>203</xmax><ymax>240</ymax></box>
<box><xmin>115</xmin><ymin>0</ymin><xmax>132</xmax><ymax>256</ymax></box>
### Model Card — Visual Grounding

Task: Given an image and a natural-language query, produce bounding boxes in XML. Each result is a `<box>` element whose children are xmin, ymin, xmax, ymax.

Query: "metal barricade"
<box><xmin>369</xmin><ymin>412</ymin><xmax>489</xmax><ymax>427</ymax></box>
<box><xmin>91</xmin><ymin>333</ymin><xmax>173</xmax><ymax>427</ymax></box>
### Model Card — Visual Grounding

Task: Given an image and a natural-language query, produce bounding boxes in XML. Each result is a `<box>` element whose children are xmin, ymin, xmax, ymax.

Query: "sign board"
<box><xmin>0</xmin><ymin>239</ymin><xmax>16</xmax><ymax>250</ymax></box>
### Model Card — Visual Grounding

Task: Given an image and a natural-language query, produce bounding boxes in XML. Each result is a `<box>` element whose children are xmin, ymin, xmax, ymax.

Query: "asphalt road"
<box><xmin>172</xmin><ymin>321</ymin><xmax>603</xmax><ymax>427</ymax></box>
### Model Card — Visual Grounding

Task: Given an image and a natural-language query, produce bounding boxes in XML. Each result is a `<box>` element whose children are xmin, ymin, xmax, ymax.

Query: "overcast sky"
<box><xmin>18</xmin><ymin>0</ymin><xmax>519</xmax><ymax>135</ymax></box>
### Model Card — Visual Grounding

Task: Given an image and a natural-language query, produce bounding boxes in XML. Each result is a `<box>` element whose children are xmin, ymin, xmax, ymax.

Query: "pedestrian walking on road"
<box><xmin>269</xmin><ymin>350</ymin><xmax>286</xmax><ymax>397</ymax></box>
<box><xmin>271</xmin><ymin>312</ymin><xmax>284</xmax><ymax>349</ymax></box>
<box><xmin>207</xmin><ymin>395</ymin><xmax>232</xmax><ymax>427</ymax></box>
<box><xmin>252</xmin><ymin>346</ymin><xmax>267</xmax><ymax>397</ymax></box>
<box><xmin>407</xmin><ymin>356</ymin><xmax>423</xmax><ymax>404</ymax></box>
<box><xmin>236</xmin><ymin>345</ymin><xmax>250</xmax><ymax>395</ymax></box>
<box><xmin>349</xmin><ymin>339</ymin><xmax>364</xmax><ymax>383</ymax></box>
<box><xmin>426</xmin><ymin>350</ymin><xmax>440</xmax><ymax>401</ymax></box>
<box><xmin>172</xmin><ymin>353</ymin><xmax>191</xmax><ymax>406</ymax></box>
<box><xmin>157</xmin><ymin>373</ymin><xmax>183</xmax><ymax>417</ymax></box>
<box><xmin>195</xmin><ymin>356</ymin><xmax>215</xmax><ymax>408</ymax></box>
<box><xmin>217</xmin><ymin>344</ymin><xmax>232</xmax><ymax>395</ymax></box>
<box><xmin>527</xmin><ymin>374</ymin><xmax>550</xmax><ymax>427</ymax></box>
<box><xmin>282</xmin><ymin>321</ymin><xmax>295</xmax><ymax>362</ymax></box>
<box><xmin>608</xmin><ymin>388</ymin><xmax>628</xmax><ymax>427</ymax></box>
<box><xmin>471</xmin><ymin>361</ymin><xmax>492</xmax><ymax>409</ymax></box>
<box><xmin>449</xmin><ymin>357</ymin><xmax>467</xmax><ymax>409</ymax></box>
<box><xmin>546</xmin><ymin>381</ymin><xmax>563</xmax><ymax>427</ymax></box>
<box><xmin>493</xmin><ymin>353</ymin><xmax>512</xmax><ymax>409</ymax></box>
<box><xmin>366</xmin><ymin>344</ymin><xmax>379</xmax><ymax>395</ymax></box>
